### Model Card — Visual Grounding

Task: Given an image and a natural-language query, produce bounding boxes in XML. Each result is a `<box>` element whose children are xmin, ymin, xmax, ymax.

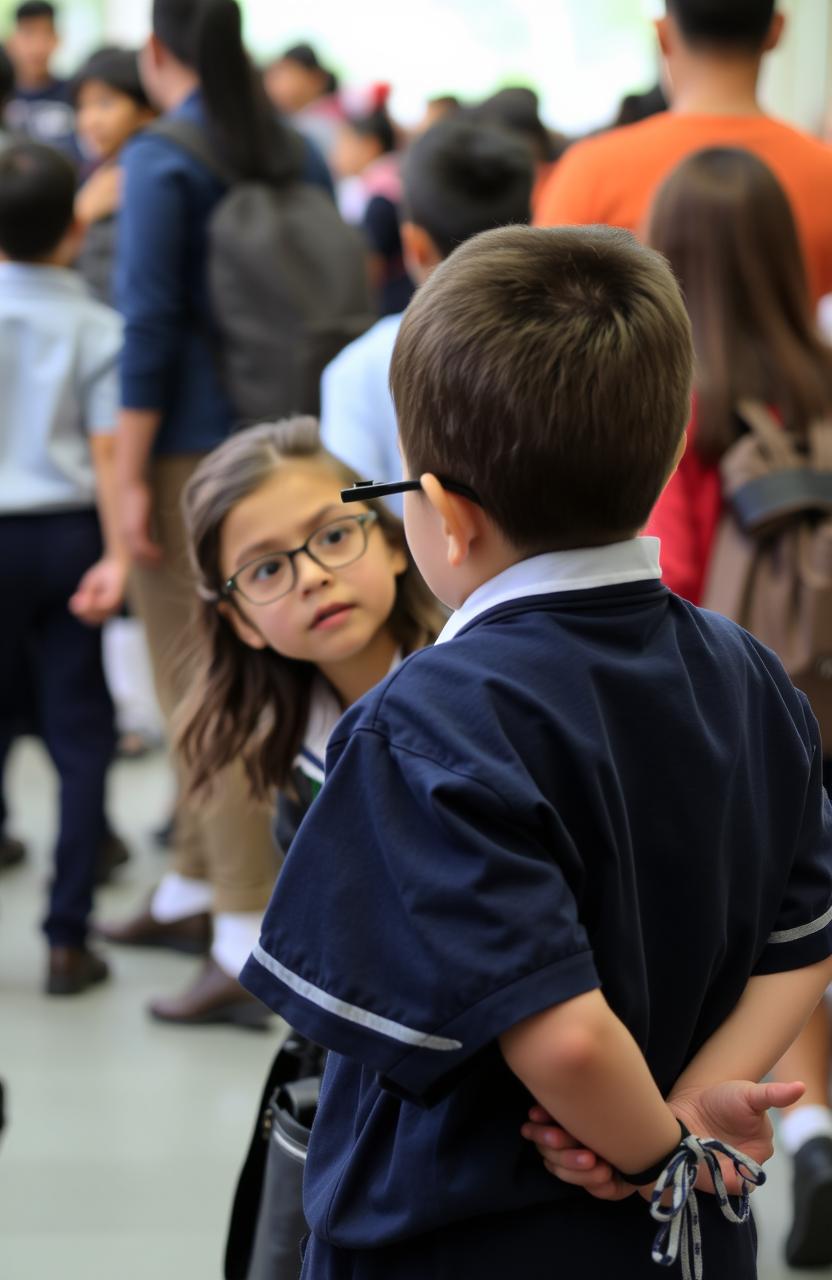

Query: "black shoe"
<box><xmin>95</xmin><ymin>833</ymin><xmax>130</xmax><ymax>885</ymax></box>
<box><xmin>785</xmin><ymin>1135</ymin><xmax>832</xmax><ymax>1267</ymax></box>
<box><xmin>0</xmin><ymin>834</ymin><xmax>26</xmax><ymax>871</ymax></box>
<box><xmin>46</xmin><ymin>945</ymin><xmax>110</xmax><ymax>996</ymax></box>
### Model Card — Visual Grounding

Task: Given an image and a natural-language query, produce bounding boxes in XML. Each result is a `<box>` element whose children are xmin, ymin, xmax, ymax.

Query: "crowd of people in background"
<box><xmin>3</xmin><ymin>0</ymin><xmax>832</xmax><ymax>1273</ymax></box>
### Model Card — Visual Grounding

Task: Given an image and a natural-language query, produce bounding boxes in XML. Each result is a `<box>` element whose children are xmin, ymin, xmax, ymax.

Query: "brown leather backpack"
<box><xmin>702</xmin><ymin>399</ymin><xmax>832</xmax><ymax>745</ymax></box>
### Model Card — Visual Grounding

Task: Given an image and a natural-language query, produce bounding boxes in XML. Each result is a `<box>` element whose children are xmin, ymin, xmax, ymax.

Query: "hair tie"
<box><xmin>649</xmin><ymin>1135</ymin><xmax>765</xmax><ymax>1280</ymax></box>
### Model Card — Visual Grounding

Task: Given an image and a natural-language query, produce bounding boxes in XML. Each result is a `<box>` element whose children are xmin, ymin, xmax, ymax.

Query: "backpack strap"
<box><xmin>149</xmin><ymin>117</ymin><xmax>236</xmax><ymax>186</ymax></box>
<box><xmin>735</xmin><ymin>399</ymin><xmax>802</xmax><ymax>468</ymax></box>
<box><xmin>809</xmin><ymin>418</ymin><xmax>832</xmax><ymax>472</ymax></box>
<box><xmin>727</xmin><ymin>401</ymin><xmax>832</xmax><ymax>532</ymax></box>
<box><xmin>150</xmin><ymin>116</ymin><xmax>308</xmax><ymax>189</ymax></box>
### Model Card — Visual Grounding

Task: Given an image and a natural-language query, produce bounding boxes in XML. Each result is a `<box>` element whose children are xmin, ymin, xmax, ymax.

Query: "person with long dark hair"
<box><xmin>104</xmin><ymin>0</ymin><xmax>330</xmax><ymax>1027</ymax></box>
<box><xmin>646</xmin><ymin>146</ymin><xmax>832</xmax><ymax>1268</ymax></box>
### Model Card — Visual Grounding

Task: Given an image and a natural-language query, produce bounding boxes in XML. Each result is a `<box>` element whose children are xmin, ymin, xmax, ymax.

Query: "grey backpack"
<box><xmin>152</xmin><ymin>120</ymin><xmax>375</xmax><ymax>423</ymax></box>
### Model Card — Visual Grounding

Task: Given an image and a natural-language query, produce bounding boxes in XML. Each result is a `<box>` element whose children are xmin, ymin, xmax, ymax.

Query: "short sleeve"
<box><xmin>754</xmin><ymin>697</ymin><xmax>832</xmax><ymax>974</ymax></box>
<box><xmin>240</xmin><ymin>725</ymin><xmax>599</xmax><ymax>1103</ymax></box>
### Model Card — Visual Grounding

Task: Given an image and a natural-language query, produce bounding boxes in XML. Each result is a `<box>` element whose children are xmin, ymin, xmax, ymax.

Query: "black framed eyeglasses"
<box><xmin>220</xmin><ymin>512</ymin><xmax>379</xmax><ymax>606</ymax></box>
<box><xmin>341</xmin><ymin>478</ymin><xmax>483</xmax><ymax>506</ymax></box>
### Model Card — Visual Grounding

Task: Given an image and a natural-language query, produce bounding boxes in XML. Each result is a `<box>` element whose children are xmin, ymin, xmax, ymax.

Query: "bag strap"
<box><xmin>735</xmin><ymin>398</ymin><xmax>803</xmax><ymax>469</ymax></box>
<box><xmin>150</xmin><ymin>117</ymin><xmax>236</xmax><ymax>186</ymax></box>
<box><xmin>809</xmin><ymin>418</ymin><xmax>832</xmax><ymax>472</ymax></box>
<box><xmin>150</xmin><ymin>116</ymin><xmax>308</xmax><ymax>190</ymax></box>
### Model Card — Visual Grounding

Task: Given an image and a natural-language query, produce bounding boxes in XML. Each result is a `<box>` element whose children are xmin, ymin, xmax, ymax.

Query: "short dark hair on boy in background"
<box><xmin>0</xmin><ymin>142</ymin><xmax>75</xmax><ymax>260</ymax></box>
<box><xmin>403</xmin><ymin>118</ymin><xmax>534</xmax><ymax>258</ymax></box>
<box><xmin>666</xmin><ymin>0</ymin><xmax>775</xmax><ymax>50</ymax></box>
<box><xmin>391</xmin><ymin>224</ymin><xmax>693</xmax><ymax>550</ymax></box>
<box><xmin>14</xmin><ymin>1</ymin><xmax>56</xmax><ymax>23</ymax></box>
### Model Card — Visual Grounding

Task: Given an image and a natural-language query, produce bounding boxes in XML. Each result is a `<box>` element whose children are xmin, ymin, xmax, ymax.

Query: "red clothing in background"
<box><xmin>644</xmin><ymin>405</ymin><xmax>722</xmax><ymax>605</ymax></box>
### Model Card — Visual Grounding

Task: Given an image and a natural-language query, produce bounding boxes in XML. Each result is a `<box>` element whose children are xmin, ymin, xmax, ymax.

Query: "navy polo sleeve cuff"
<box><xmin>752</xmin><ymin>901</ymin><xmax>832</xmax><ymax>975</ymax></box>
<box><xmin>240</xmin><ymin>944</ymin><xmax>600</xmax><ymax>1105</ymax></box>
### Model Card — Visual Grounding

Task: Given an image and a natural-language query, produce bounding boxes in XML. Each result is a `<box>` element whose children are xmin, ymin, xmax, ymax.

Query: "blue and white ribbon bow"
<box><xmin>649</xmin><ymin>1136</ymin><xmax>765</xmax><ymax>1279</ymax></box>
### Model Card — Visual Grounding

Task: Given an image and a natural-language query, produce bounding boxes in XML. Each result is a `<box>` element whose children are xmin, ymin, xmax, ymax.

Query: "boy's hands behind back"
<box><xmin>522</xmin><ymin>1079</ymin><xmax>805</xmax><ymax>1199</ymax></box>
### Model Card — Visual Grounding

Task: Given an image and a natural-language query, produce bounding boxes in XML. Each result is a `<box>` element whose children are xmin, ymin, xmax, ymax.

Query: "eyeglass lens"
<box><xmin>235</xmin><ymin>516</ymin><xmax>371</xmax><ymax>604</ymax></box>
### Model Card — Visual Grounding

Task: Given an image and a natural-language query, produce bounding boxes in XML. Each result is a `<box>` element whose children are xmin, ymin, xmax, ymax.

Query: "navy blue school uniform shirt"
<box><xmin>240</xmin><ymin>538</ymin><xmax>832</xmax><ymax>1278</ymax></box>
<box><xmin>116</xmin><ymin>91</ymin><xmax>333</xmax><ymax>456</ymax></box>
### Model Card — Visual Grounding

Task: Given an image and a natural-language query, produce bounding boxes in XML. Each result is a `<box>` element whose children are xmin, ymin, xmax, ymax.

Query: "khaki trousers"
<box><xmin>130</xmin><ymin>455</ymin><xmax>279</xmax><ymax>913</ymax></box>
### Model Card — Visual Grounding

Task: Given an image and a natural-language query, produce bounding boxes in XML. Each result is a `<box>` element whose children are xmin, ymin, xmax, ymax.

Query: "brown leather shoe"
<box><xmin>47</xmin><ymin>946</ymin><xmax>109</xmax><ymax>996</ymax></box>
<box><xmin>148</xmin><ymin>958</ymin><xmax>271</xmax><ymax>1029</ymax></box>
<box><xmin>96</xmin><ymin>904</ymin><xmax>212</xmax><ymax>956</ymax></box>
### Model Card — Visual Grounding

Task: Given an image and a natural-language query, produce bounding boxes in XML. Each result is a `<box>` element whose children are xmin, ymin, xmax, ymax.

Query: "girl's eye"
<box><xmin>251</xmin><ymin>558</ymin><xmax>285</xmax><ymax>582</ymax></box>
<box><xmin>318</xmin><ymin>523</ymin><xmax>353</xmax><ymax>548</ymax></box>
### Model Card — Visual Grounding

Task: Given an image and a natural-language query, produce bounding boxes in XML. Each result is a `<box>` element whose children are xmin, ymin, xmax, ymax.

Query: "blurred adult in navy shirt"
<box><xmin>105</xmin><ymin>0</ymin><xmax>332</xmax><ymax>1026</ymax></box>
<box><xmin>4</xmin><ymin>2</ymin><xmax>78</xmax><ymax>162</ymax></box>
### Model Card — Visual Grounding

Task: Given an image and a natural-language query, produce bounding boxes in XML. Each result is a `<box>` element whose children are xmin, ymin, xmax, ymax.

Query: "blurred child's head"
<box><xmin>660</xmin><ymin>0</ymin><xmax>782</xmax><ymax>58</ymax></box>
<box><xmin>0</xmin><ymin>141</ymin><xmax>77</xmax><ymax>262</ymax></box>
<box><xmin>400</xmin><ymin>118</ymin><xmax>534</xmax><ymax>282</ymax></box>
<box><xmin>390</xmin><ymin>225</ymin><xmax>693</xmax><ymax>605</ymax></box>
<box><xmin>474</xmin><ymin>87</ymin><xmax>563</xmax><ymax>167</ymax></box>
<box><xmin>332</xmin><ymin>108</ymin><xmax>395</xmax><ymax>179</ymax></box>
<box><xmin>178</xmin><ymin>417</ymin><xmax>442</xmax><ymax>797</ymax></box>
<box><xmin>648</xmin><ymin>146</ymin><xmax>832</xmax><ymax>461</ymax></box>
<box><xmin>415</xmin><ymin>95</ymin><xmax>461</xmax><ymax>135</ymax></box>
<box><xmin>72</xmin><ymin>47</ymin><xmax>154</xmax><ymax>162</ymax></box>
<box><xmin>264</xmin><ymin>42</ymin><xmax>337</xmax><ymax>115</ymax></box>
<box><xmin>7</xmin><ymin>1</ymin><xmax>58</xmax><ymax>88</ymax></box>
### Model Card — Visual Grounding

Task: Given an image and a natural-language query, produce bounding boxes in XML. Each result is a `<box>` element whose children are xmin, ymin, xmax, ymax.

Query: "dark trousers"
<box><xmin>0</xmin><ymin>511</ymin><xmax>115</xmax><ymax>946</ymax></box>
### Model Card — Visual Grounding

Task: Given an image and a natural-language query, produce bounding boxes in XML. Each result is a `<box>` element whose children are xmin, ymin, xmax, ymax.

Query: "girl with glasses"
<box><xmin>176</xmin><ymin>415</ymin><xmax>442</xmax><ymax>871</ymax></box>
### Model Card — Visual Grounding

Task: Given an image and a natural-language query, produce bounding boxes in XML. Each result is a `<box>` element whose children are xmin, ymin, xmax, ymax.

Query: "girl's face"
<box><xmin>76</xmin><ymin>79</ymin><xmax>153</xmax><ymax>161</ymax></box>
<box><xmin>218</xmin><ymin>460</ymin><xmax>407</xmax><ymax>670</ymax></box>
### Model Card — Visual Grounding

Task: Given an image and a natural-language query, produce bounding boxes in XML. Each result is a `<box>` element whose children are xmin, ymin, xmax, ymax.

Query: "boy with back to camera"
<box><xmin>320</xmin><ymin>116</ymin><xmax>534</xmax><ymax>507</ymax></box>
<box><xmin>0</xmin><ymin>142</ymin><xmax>126</xmax><ymax>994</ymax></box>
<box><xmin>241</xmin><ymin>225</ymin><xmax>832</xmax><ymax>1278</ymax></box>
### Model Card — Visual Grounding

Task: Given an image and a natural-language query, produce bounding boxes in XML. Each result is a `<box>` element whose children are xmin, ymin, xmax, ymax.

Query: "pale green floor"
<box><xmin>0</xmin><ymin>739</ymin><xmax>827</xmax><ymax>1279</ymax></box>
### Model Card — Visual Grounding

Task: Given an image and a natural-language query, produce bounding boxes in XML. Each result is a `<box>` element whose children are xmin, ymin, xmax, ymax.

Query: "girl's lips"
<box><xmin>311</xmin><ymin>603</ymin><xmax>355</xmax><ymax>630</ymax></box>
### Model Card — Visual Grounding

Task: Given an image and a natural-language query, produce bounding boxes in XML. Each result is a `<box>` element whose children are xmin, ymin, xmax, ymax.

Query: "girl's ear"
<box><xmin>217</xmin><ymin>600</ymin><xmax>268</xmax><ymax>651</ymax></box>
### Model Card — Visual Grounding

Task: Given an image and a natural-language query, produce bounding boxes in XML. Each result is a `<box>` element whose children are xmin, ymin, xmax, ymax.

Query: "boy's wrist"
<box><xmin>616</xmin><ymin>1120</ymin><xmax>690</xmax><ymax>1186</ymax></box>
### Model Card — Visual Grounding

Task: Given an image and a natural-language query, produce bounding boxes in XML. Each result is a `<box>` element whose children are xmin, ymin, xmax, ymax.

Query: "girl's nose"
<box><xmin>294</xmin><ymin>549</ymin><xmax>333</xmax><ymax>593</ymax></box>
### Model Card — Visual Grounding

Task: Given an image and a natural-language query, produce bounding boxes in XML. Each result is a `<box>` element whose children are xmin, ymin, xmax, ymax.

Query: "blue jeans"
<box><xmin>0</xmin><ymin>510</ymin><xmax>115</xmax><ymax>946</ymax></box>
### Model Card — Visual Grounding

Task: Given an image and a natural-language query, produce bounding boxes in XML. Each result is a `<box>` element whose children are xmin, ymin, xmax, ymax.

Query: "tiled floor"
<box><xmin>0</xmin><ymin>738</ymin><xmax>827</xmax><ymax>1278</ymax></box>
<box><xmin>0</xmin><ymin>739</ymin><xmax>282</xmax><ymax>1280</ymax></box>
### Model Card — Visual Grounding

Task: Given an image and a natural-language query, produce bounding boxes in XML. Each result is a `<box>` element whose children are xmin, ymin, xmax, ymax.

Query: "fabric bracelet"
<box><xmin>617</xmin><ymin>1120</ymin><xmax>691</xmax><ymax>1185</ymax></box>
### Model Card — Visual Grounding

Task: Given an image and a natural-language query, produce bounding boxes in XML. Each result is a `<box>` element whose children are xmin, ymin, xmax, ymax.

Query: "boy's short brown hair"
<box><xmin>391</xmin><ymin>225</ymin><xmax>693</xmax><ymax>550</ymax></box>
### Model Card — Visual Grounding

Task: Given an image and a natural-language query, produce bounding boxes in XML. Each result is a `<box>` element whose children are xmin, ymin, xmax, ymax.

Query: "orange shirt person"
<box><xmin>535</xmin><ymin>0</ymin><xmax>832</xmax><ymax>304</ymax></box>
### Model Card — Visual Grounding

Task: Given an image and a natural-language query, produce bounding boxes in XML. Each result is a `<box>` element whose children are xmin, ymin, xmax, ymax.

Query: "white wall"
<box><xmin>94</xmin><ymin>0</ymin><xmax>832</xmax><ymax>134</ymax></box>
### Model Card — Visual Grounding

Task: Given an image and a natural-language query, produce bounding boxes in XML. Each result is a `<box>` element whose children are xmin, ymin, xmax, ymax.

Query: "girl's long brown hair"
<box><xmin>647</xmin><ymin>147</ymin><xmax>832</xmax><ymax>463</ymax></box>
<box><xmin>175</xmin><ymin>417</ymin><xmax>444</xmax><ymax>800</ymax></box>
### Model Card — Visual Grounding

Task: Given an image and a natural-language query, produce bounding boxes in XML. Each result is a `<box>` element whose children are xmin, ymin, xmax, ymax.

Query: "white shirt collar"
<box><xmin>436</xmin><ymin>537</ymin><xmax>662</xmax><ymax>646</ymax></box>
<box><xmin>297</xmin><ymin>649</ymin><xmax>405</xmax><ymax>781</ymax></box>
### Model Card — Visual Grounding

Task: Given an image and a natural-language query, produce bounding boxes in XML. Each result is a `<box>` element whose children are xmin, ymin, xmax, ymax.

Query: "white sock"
<box><xmin>779</xmin><ymin>1105</ymin><xmax>832</xmax><ymax>1155</ymax></box>
<box><xmin>211</xmin><ymin>911</ymin><xmax>262</xmax><ymax>979</ymax></box>
<box><xmin>151</xmin><ymin>872</ymin><xmax>214</xmax><ymax>923</ymax></box>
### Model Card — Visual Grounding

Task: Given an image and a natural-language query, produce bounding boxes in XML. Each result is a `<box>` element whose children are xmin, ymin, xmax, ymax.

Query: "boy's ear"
<box><xmin>420</xmin><ymin>473</ymin><xmax>480</xmax><ymax>568</ymax></box>
<box><xmin>217</xmin><ymin>600</ymin><xmax>268</xmax><ymax>651</ymax></box>
<box><xmin>654</xmin><ymin>16</ymin><xmax>673</xmax><ymax>58</ymax></box>
<box><xmin>763</xmin><ymin>11</ymin><xmax>785</xmax><ymax>52</ymax></box>
<box><xmin>400</xmin><ymin>221</ymin><xmax>443</xmax><ymax>282</ymax></box>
